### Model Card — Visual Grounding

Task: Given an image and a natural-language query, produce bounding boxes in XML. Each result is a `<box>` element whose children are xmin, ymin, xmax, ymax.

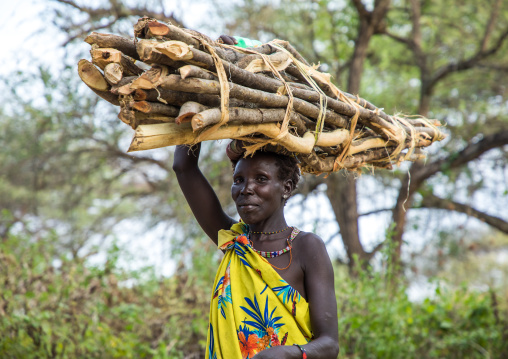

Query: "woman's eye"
<box><xmin>257</xmin><ymin>176</ymin><xmax>268</xmax><ymax>182</ymax></box>
<box><xmin>233</xmin><ymin>177</ymin><xmax>242</xmax><ymax>184</ymax></box>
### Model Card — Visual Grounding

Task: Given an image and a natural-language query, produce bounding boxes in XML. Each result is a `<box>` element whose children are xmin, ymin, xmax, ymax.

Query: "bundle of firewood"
<box><xmin>78</xmin><ymin>17</ymin><xmax>446</xmax><ymax>173</ymax></box>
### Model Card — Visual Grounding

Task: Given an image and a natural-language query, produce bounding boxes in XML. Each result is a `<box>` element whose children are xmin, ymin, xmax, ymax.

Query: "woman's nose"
<box><xmin>240</xmin><ymin>179</ymin><xmax>254</xmax><ymax>195</ymax></box>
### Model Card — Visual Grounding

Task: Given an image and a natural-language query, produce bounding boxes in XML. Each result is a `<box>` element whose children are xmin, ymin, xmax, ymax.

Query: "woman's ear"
<box><xmin>283</xmin><ymin>179</ymin><xmax>293</xmax><ymax>198</ymax></box>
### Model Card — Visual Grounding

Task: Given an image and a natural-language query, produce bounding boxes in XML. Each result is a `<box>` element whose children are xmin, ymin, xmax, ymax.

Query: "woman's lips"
<box><xmin>239</xmin><ymin>204</ymin><xmax>258</xmax><ymax>210</ymax></box>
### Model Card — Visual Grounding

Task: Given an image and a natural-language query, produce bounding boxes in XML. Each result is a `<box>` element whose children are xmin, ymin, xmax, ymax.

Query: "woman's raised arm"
<box><xmin>172</xmin><ymin>144</ymin><xmax>235</xmax><ymax>245</ymax></box>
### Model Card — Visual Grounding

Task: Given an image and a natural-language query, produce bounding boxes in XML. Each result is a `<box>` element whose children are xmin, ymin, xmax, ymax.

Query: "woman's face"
<box><xmin>231</xmin><ymin>153</ymin><xmax>291</xmax><ymax>225</ymax></box>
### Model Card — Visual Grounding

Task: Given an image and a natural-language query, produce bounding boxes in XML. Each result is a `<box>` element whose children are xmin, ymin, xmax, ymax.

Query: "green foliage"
<box><xmin>336</xmin><ymin>253</ymin><xmax>508</xmax><ymax>358</ymax></box>
<box><xmin>1</xmin><ymin>226</ymin><xmax>506</xmax><ymax>358</ymax></box>
<box><xmin>0</xmin><ymin>228</ymin><xmax>212</xmax><ymax>358</ymax></box>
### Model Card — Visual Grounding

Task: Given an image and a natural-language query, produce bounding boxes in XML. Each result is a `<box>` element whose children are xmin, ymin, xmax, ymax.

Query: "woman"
<box><xmin>173</xmin><ymin>141</ymin><xmax>339</xmax><ymax>359</ymax></box>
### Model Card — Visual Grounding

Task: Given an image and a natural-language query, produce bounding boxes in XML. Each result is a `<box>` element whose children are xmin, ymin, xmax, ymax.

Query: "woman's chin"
<box><xmin>238</xmin><ymin>212</ymin><xmax>262</xmax><ymax>225</ymax></box>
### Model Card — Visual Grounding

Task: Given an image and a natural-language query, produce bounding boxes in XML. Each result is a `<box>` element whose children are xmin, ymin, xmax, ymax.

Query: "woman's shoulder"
<box><xmin>293</xmin><ymin>230</ymin><xmax>330</xmax><ymax>261</ymax></box>
<box><xmin>293</xmin><ymin>230</ymin><xmax>334</xmax><ymax>278</ymax></box>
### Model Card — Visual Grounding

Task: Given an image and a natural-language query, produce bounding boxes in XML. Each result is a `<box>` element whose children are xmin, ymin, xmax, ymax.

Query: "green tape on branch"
<box><xmin>233</xmin><ymin>36</ymin><xmax>263</xmax><ymax>48</ymax></box>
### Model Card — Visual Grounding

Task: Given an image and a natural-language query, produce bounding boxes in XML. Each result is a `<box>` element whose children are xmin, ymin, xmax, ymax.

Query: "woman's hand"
<box><xmin>173</xmin><ymin>143</ymin><xmax>201</xmax><ymax>171</ymax></box>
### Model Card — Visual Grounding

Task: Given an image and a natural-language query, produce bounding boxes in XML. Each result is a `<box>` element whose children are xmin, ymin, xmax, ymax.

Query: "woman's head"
<box><xmin>230</xmin><ymin>151</ymin><xmax>300</xmax><ymax>225</ymax></box>
<box><xmin>230</xmin><ymin>151</ymin><xmax>301</xmax><ymax>198</ymax></box>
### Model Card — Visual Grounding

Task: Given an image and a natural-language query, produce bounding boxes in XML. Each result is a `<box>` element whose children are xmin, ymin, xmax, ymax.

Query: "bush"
<box><xmin>0</xmin><ymin>233</ymin><xmax>211</xmax><ymax>358</ymax></box>
<box><xmin>336</xmin><ymin>262</ymin><xmax>508</xmax><ymax>358</ymax></box>
<box><xmin>1</xmin><ymin>232</ymin><xmax>506</xmax><ymax>358</ymax></box>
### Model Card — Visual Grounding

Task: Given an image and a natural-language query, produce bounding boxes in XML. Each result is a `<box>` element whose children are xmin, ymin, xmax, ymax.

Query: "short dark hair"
<box><xmin>231</xmin><ymin>151</ymin><xmax>301</xmax><ymax>195</ymax></box>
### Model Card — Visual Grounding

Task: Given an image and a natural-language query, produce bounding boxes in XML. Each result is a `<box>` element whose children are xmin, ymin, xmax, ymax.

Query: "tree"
<box><xmin>3</xmin><ymin>0</ymin><xmax>507</xmax><ymax>271</ymax></box>
<box><xmin>222</xmin><ymin>0</ymin><xmax>508</xmax><ymax>268</ymax></box>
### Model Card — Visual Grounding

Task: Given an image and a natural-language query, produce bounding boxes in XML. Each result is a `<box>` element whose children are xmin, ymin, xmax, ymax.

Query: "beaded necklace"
<box><xmin>248</xmin><ymin>227</ymin><xmax>300</xmax><ymax>258</ymax></box>
<box><xmin>248</xmin><ymin>226</ymin><xmax>290</xmax><ymax>235</ymax></box>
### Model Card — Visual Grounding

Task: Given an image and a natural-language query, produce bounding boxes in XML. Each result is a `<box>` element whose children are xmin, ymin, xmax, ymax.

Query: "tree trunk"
<box><xmin>391</xmin><ymin>79</ymin><xmax>432</xmax><ymax>264</ymax></box>
<box><xmin>326</xmin><ymin>15</ymin><xmax>375</xmax><ymax>270</ymax></box>
<box><xmin>326</xmin><ymin>175</ymin><xmax>367</xmax><ymax>267</ymax></box>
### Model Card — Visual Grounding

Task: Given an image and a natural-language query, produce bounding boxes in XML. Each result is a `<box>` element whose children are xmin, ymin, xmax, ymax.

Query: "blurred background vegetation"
<box><xmin>1</xmin><ymin>0</ymin><xmax>507</xmax><ymax>357</ymax></box>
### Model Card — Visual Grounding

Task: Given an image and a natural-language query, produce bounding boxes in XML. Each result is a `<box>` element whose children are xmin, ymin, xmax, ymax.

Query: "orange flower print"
<box><xmin>219</xmin><ymin>240</ymin><xmax>234</xmax><ymax>250</ymax></box>
<box><xmin>237</xmin><ymin>235</ymin><xmax>249</xmax><ymax>246</ymax></box>
<box><xmin>223</xmin><ymin>265</ymin><xmax>231</xmax><ymax>287</ymax></box>
<box><xmin>238</xmin><ymin>332</ymin><xmax>259</xmax><ymax>359</ymax></box>
<box><xmin>259</xmin><ymin>335</ymin><xmax>270</xmax><ymax>350</ymax></box>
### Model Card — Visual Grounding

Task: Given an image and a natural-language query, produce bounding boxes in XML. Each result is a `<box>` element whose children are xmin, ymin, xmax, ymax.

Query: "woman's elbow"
<box><xmin>322</xmin><ymin>336</ymin><xmax>340</xmax><ymax>358</ymax></box>
<box><xmin>172</xmin><ymin>160</ymin><xmax>196</xmax><ymax>174</ymax></box>
<box><xmin>331</xmin><ymin>340</ymin><xmax>340</xmax><ymax>357</ymax></box>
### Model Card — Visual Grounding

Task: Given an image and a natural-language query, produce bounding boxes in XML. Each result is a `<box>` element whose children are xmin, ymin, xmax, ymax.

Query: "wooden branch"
<box><xmin>350</xmin><ymin>135</ymin><xmax>433</xmax><ymax>155</ymax></box>
<box><xmin>145</xmin><ymin>41</ymin><xmax>441</xmax><ymax>140</ymax></box>
<box><xmin>135</xmin><ymin>17</ymin><xmax>201</xmax><ymax>48</ymax></box>
<box><xmin>136</xmin><ymin>39</ymin><xmax>185</xmax><ymax>68</ymax></box>
<box><xmin>85</xmin><ymin>32</ymin><xmax>139</xmax><ymax>60</ymax></box>
<box><xmin>104</xmin><ymin>63</ymin><xmax>123</xmax><ymax>84</ymax></box>
<box><xmin>191</xmin><ymin>107</ymin><xmax>306</xmax><ymax>133</ymax></box>
<box><xmin>91</xmin><ymin>48</ymin><xmax>122</xmax><ymax>69</ymax></box>
<box><xmin>130</xmin><ymin>65</ymin><xmax>168</xmax><ymax>90</ymax></box>
<box><xmin>91</xmin><ymin>48</ymin><xmax>144</xmax><ymax>77</ymax></box>
<box><xmin>78</xmin><ymin>59</ymin><xmax>108</xmax><ymax>91</ymax></box>
<box><xmin>112</xmin><ymin>78</ymin><xmax>245</xmax><ymax>108</ymax></box>
<box><xmin>127</xmin><ymin>122</ymin><xmax>349</xmax><ymax>153</ymax></box>
<box><xmin>299</xmin><ymin>147</ymin><xmax>426</xmax><ymax>173</ymax></box>
<box><xmin>420</xmin><ymin>193</ymin><xmax>508</xmax><ymax>234</ymax></box>
<box><xmin>176</xmin><ymin>102</ymin><xmax>208</xmax><ymax>124</ymax></box>
<box><xmin>179</xmin><ymin>65</ymin><xmax>217</xmax><ymax>80</ymax></box>
<box><xmin>271</xmin><ymin>40</ymin><xmax>310</xmax><ymax>66</ymax></box>
<box><xmin>157</xmin><ymin>74</ymin><xmax>349</xmax><ymax>128</ymax></box>
<box><xmin>132</xmin><ymin>101</ymin><xmax>179</xmax><ymax>117</ymax></box>
<box><xmin>238</xmin><ymin>51</ymin><xmax>292</xmax><ymax>73</ymax></box>
<box><xmin>112</xmin><ymin>80</ymin><xmax>237</xmax><ymax>108</ymax></box>
<box><xmin>133</xmin><ymin>113</ymin><xmax>176</xmax><ymax>125</ymax></box>
<box><xmin>78</xmin><ymin>59</ymin><xmax>119</xmax><ymax>106</ymax></box>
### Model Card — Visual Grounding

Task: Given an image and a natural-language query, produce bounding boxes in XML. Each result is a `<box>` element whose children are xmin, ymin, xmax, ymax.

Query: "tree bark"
<box><xmin>191</xmin><ymin>107</ymin><xmax>306</xmax><ymax>133</ymax></box>
<box><xmin>85</xmin><ymin>32</ymin><xmax>139</xmax><ymax>60</ymax></box>
<box><xmin>325</xmin><ymin>0</ymin><xmax>391</xmax><ymax>270</ymax></box>
<box><xmin>389</xmin><ymin>0</ymin><xmax>508</xmax><ymax>267</ymax></box>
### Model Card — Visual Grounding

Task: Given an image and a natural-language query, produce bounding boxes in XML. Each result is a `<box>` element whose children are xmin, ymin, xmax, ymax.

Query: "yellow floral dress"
<box><xmin>206</xmin><ymin>222</ymin><xmax>313</xmax><ymax>359</ymax></box>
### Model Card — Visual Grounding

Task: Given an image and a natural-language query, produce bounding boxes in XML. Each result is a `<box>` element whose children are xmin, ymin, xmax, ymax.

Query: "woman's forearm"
<box><xmin>253</xmin><ymin>336</ymin><xmax>339</xmax><ymax>359</ymax></box>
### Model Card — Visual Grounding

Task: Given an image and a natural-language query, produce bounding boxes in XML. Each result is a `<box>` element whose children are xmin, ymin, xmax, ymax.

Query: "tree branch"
<box><xmin>419</xmin><ymin>193</ymin><xmax>508</xmax><ymax>234</ymax></box>
<box><xmin>359</xmin><ymin>208</ymin><xmax>392</xmax><ymax>217</ymax></box>
<box><xmin>351</xmin><ymin>0</ymin><xmax>369</xmax><ymax>18</ymax></box>
<box><xmin>91</xmin><ymin>137</ymin><xmax>171</xmax><ymax>172</ymax></box>
<box><xmin>413</xmin><ymin>130</ymin><xmax>508</xmax><ymax>184</ymax></box>
<box><xmin>52</xmin><ymin>0</ymin><xmax>184</xmax><ymax>45</ymax></box>
<box><xmin>480</xmin><ymin>0</ymin><xmax>502</xmax><ymax>52</ymax></box>
<box><xmin>430</xmin><ymin>25</ymin><xmax>508</xmax><ymax>88</ymax></box>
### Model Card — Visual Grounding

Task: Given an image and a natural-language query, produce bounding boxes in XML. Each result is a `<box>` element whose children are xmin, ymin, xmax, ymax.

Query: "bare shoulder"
<box><xmin>293</xmin><ymin>230</ymin><xmax>331</xmax><ymax>269</ymax></box>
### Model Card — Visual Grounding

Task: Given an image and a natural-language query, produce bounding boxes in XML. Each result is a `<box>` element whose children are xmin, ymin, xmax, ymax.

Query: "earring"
<box><xmin>283</xmin><ymin>194</ymin><xmax>288</xmax><ymax>199</ymax></box>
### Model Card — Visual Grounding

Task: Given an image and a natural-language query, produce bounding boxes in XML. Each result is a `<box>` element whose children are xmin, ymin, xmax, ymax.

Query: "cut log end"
<box><xmin>132</xmin><ymin>101</ymin><xmax>152</xmax><ymax>113</ymax></box>
<box><xmin>104</xmin><ymin>63</ymin><xmax>123</xmax><ymax>84</ymax></box>
<box><xmin>78</xmin><ymin>59</ymin><xmax>109</xmax><ymax>92</ymax></box>
<box><xmin>147</xmin><ymin>21</ymin><xmax>170</xmax><ymax>36</ymax></box>
<box><xmin>176</xmin><ymin>112</ymin><xmax>197</xmax><ymax>125</ymax></box>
